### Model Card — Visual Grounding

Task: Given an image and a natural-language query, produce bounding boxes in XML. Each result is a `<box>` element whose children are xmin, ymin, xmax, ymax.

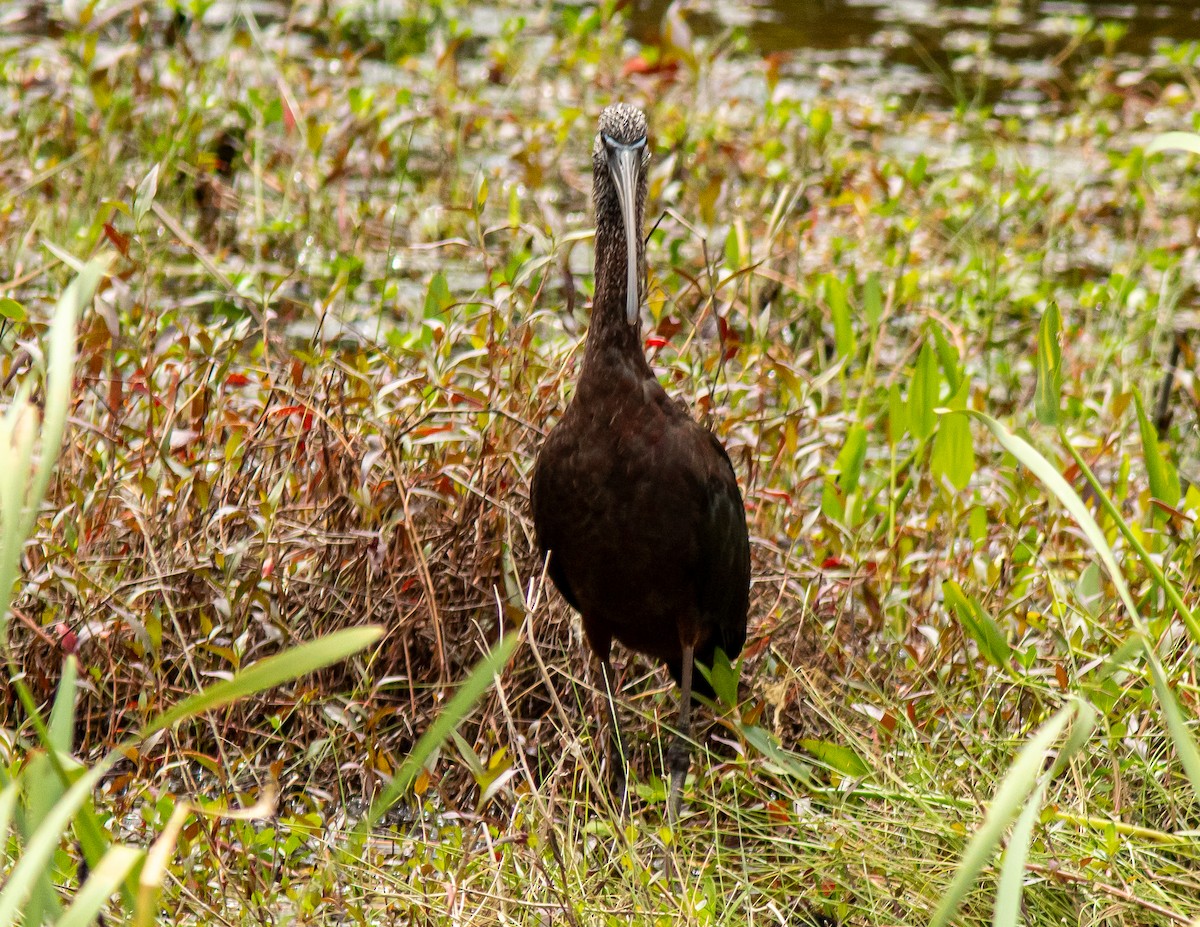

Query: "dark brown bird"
<box><xmin>530</xmin><ymin>104</ymin><xmax>750</xmax><ymax>818</ymax></box>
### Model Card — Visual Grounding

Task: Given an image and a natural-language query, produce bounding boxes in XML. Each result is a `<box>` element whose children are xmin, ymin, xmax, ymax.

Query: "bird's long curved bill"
<box><xmin>607</xmin><ymin>144</ymin><xmax>642</xmax><ymax>326</ymax></box>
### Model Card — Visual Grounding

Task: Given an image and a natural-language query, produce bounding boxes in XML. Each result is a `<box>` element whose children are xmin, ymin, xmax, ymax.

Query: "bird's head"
<box><xmin>593</xmin><ymin>103</ymin><xmax>649</xmax><ymax>327</ymax></box>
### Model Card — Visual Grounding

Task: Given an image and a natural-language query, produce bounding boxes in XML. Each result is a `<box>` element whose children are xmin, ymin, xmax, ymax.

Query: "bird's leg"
<box><xmin>667</xmin><ymin>643</ymin><xmax>694</xmax><ymax>823</ymax></box>
<box><xmin>599</xmin><ymin>654</ymin><xmax>629</xmax><ymax>810</ymax></box>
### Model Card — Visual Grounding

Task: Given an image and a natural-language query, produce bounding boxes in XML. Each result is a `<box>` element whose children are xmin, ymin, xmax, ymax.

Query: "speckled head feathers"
<box><xmin>597</xmin><ymin>103</ymin><xmax>647</xmax><ymax>147</ymax></box>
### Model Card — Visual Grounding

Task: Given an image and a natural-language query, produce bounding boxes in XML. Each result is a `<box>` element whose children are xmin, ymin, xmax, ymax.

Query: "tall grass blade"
<box><xmin>930</xmin><ymin>700</ymin><xmax>1093</xmax><ymax>927</ymax></box>
<box><xmin>992</xmin><ymin>781</ymin><xmax>1046</xmax><ymax>927</ymax></box>
<box><xmin>141</xmin><ymin>626</ymin><xmax>383</xmax><ymax>738</ymax></box>
<box><xmin>59</xmin><ymin>845</ymin><xmax>143</xmax><ymax>927</ymax></box>
<box><xmin>0</xmin><ymin>760</ymin><xmax>113</xmax><ymax>927</ymax></box>
<box><xmin>360</xmin><ymin>631</ymin><xmax>518</xmax><ymax>831</ymax></box>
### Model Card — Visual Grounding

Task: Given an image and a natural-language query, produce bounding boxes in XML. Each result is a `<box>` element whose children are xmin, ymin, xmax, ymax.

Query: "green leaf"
<box><xmin>932</xmin><ymin>384</ymin><xmax>974</xmax><ymax>490</ymax></box>
<box><xmin>834</xmin><ymin>424</ymin><xmax>867</xmax><ymax>494</ymax></box>
<box><xmin>1134</xmin><ymin>390</ymin><xmax>1180</xmax><ymax>509</ymax></box>
<box><xmin>828</xmin><ymin>275</ymin><xmax>855</xmax><ymax>360</ymax></box>
<box><xmin>133</xmin><ymin>163</ymin><xmax>160</xmax><ymax>225</ymax></box>
<box><xmin>705</xmin><ymin>647</ymin><xmax>740</xmax><ymax>708</ymax></box>
<box><xmin>142</xmin><ymin>627</ymin><xmax>383</xmax><ymax>738</ymax></box>
<box><xmin>423</xmin><ymin>271</ymin><xmax>453</xmax><ymax>319</ymax></box>
<box><xmin>943</xmin><ymin>580</ymin><xmax>1012</xmax><ymax>668</ymax></box>
<box><xmin>1034</xmin><ymin>303</ymin><xmax>1062</xmax><ymax>426</ymax></box>
<box><xmin>1145</xmin><ymin>131</ymin><xmax>1200</xmax><ymax>158</ymax></box>
<box><xmin>723</xmin><ymin>225</ymin><xmax>740</xmax><ymax>269</ymax></box>
<box><xmin>908</xmin><ymin>340</ymin><xmax>939</xmax><ymax>440</ymax></box>
<box><xmin>931</xmin><ymin>323</ymin><xmax>961</xmax><ymax>393</ymax></box>
<box><xmin>799</xmin><ymin>739</ymin><xmax>871</xmax><ymax>777</ymax></box>
<box><xmin>0</xmin><ymin>298</ymin><xmax>25</xmax><ymax>322</ymax></box>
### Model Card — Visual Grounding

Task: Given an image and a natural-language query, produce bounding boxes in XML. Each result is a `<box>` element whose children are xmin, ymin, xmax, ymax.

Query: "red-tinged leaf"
<box><xmin>281</xmin><ymin>87</ymin><xmax>297</xmax><ymax>133</ymax></box>
<box><xmin>761</xmin><ymin>488</ymin><xmax>792</xmax><ymax>504</ymax></box>
<box><xmin>821</xmin><ymin>556</ymin><xmax>844</xmax><ymax>570</ymax></box>
<box><xmin>645</xmin><ymin>335</ymin><xmax>668</xmax><ymax>349</ymax></box>
<box><xmin>263</xmin><ymin>557</ymin><xmax>275</xmax><ymax>578</ymax></box>
<box><xmin>225</xmin><ymin>372</ymin><xmax>252</xmax><ymax>387</ymax></box>
<box><xmin>656</xmin><ymin>317</ymin><xmax>683</xmax><ymax>339</ymax></box>
<box><xmin>413</xmin><ymin>423</ymin><xmax>452</xmax><ymax>438</ymax></box>
<box><xmin>622</xmin><ymin>55</ymin><xmax>656</xmax><ymax>75</ymax></box>
<box><xmin>56</xmin><ymin>622</ymin><xmax>78</xmax><ymax>654</ymax></box>
<box><xmin>1055</xmin><ymin>663</ymin><xmax>1069</xmax><ymax>690</ymax></box>
<box><xmin>400</xmin><ymin>577</ymin><xmax>418</xmax><ymax>593</ymax></box>
<box><xmin>766</xmin><ymin>800</ymin><xmax>791</xmax><ymax>825</ymax></box>
<box><xmin>103</xmin><ymin>222</ymin><xmax>130</xmax><ymax>257</ymax></box>
<box><xmin>271</xmin><ymin>405</ymin><xmax>305</xmax><ymax>418</ymax></box>
<box><xmin>880</xmin><ymin>712</ymin><xmax>897</xmax><ymax>734</ymax></box>
<box><xmin>301</xmin><ymin>411</ymin><xmax>314</xmax><ymax>430</ymax></box>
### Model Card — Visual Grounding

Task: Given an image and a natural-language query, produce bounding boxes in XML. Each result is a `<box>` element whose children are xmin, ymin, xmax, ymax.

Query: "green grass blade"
<box><xmin>992</xmin><ymin>781</ymin><xmax>1045</xmax><ymax>927</ymax></box>
<box><xmin>931</xmin><ymin>700</ymin><xmax>1091</xmax><ymax>927</ymax></box>
<box><xmin>1145</xmin><ymin>131</ymin><xmax>1200</xmax><ymax>157</ymax></box>
<box><xmin>140</xmin><ymin>626</ymin><xmax>383</xmax><ymax>739</ymax></box>
<box><xmin>0</xmin><ymin>782</ymin><xmax>17</xmax><ymax>857</ymax></box>
<box><xmin>360</xmin><ymin>631</ymin><xmax>518</xmax><ymax>832</ymax></box>
<box><xmin>1034</xmin><ymin>303</ymin><xmax>1061</xmax><ymax>426</ymax></box>
<box><xmin>1134</xmin><ymin>390</ymin><xmax>1180</xmax><ymax>510</ymax></box>
<box><xmin>1146</xmin><ymin>657</ymin><xmax>1200</xmax><ymax>799</ymax></box>
<box><xmin>0</xmin><ymin>759</ymin><xmax>113</xmax><ymax>927</ymax></box>
<box><xmin>958</xmin><ymin>411</ymin><xmax>1142</xmax><ymax>626</ymax></box>
<box><xmin>909</xmin><ymin>340</ymin><xmax>939</xmax><ymax>440</ymax></box>
<box><xmin>59</xmin><ymin>845</ymin><xmax>143</xmax><ymax>927</ymax></box>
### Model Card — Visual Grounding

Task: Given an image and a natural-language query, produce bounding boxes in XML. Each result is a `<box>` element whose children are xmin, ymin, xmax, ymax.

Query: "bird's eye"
<box><xmin>603</xmin><ymin>133</ymin><xmax>647</xmax><ymax>151</ymax></box>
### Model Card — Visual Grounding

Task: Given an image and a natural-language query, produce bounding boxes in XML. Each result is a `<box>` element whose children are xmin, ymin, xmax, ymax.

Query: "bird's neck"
<box><xmin>583</xmin><ymin>211</ymin><xmax>650</xmax><ymax>379</ymax></box>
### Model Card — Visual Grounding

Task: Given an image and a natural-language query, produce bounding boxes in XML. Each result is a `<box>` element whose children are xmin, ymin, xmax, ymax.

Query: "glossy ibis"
<box><xmin>530</xmin><ymin>104</ymin><xmax>750</xmax><ymax>818</ymax></box>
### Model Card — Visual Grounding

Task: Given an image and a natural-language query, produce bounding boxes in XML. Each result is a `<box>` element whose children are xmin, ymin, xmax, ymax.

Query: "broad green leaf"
<box><xmin>908</xmin><ymin>340</ymin><xmax>939</xmax><ymax>440</ymax></box>
<box><xmin>820</xmin><ymin>475</ymin><xmax>844</xmax><ymax>522</ymax></box>
<box><xmin>723</xmin><ymin>225</ymin><xmax>740</xmax><ymax>269</ymax></box>
<box><xmin>703</xmin><ymin>647</ymin><xmax>739</xmax><ymax>708</ymax></box>
<box><xmin>828</xmin><ymin>275</ymin><xmax>855</xmax><ymax>360</ymax></box>
<box><xmin>1146</xmin><ymin>658</ymin><xmax>1200</xmax><ymax>799</ymax></box>
<box><xmin>1134</xmin><ymin>390</ymin><xmax>1180</xmax><ymax>509</ymax></box>
<box><xmin>361</xmin><ymin>631</ymin><xmax>519</xmax><ymax>831</ymax></box>
<box><xmin>1035</xmin><ymin>304</ymin><xmax>1062</xmax><ymax>426</ymax></box>
<box><xmin>423</xmin><ymin>271</ymin><xmax>452</xmax><ymax>319</ymax></box>
<box><xmin>142</xmin><ymin>627</ymin><xmax>383</xmax><ymax>737</ymax></box>
<box><xmin>0</xmin><ymin>298</ymin><xmax>25</xmax><ymax>322</ymax></box>
<box><xmin>943</xmin><ymin>580</ymin><xmax>1012</xmax><ymax>668</ymax></box>
<box><xmin>1145</xmin><ymin>131</ymin><xmax>1200</xmax><ymax>158</ymax></box>
<box><xmin>799</xmin><ymin>739</ymin><xmax>871</xmax><ymax>777</ymax></box>
<box><xmin>932</xmin><ymin>385</ymin><xmax>974</xmax><ymax>490</ymax></box>
<box><xmin>835</xmin><ymin>424</ymin><xmax>867</xmax><ymax>494</ymax></box>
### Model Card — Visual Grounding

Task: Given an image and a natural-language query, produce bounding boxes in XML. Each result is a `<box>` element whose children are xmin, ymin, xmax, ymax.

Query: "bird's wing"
<box><xmin>695</xmin><ymin>429</ymin><xmax>751</xmax><ymax>661</ymax></box>
<box><xmin>530</xmin><ymin>437</ymin><xmax>583</xmax><ymax>612</ymax></box>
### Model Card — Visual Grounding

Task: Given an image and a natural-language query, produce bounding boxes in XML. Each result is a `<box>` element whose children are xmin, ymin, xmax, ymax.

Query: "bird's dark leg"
<box><xmin>667</xmin><ymin>642</ymin><xmax>694</xmax><ymax>823</ymax></box>
<box><xmin>598</xmin><ymin>654</ymin><xmax>629</xmax><ymax>809</ymax></box>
